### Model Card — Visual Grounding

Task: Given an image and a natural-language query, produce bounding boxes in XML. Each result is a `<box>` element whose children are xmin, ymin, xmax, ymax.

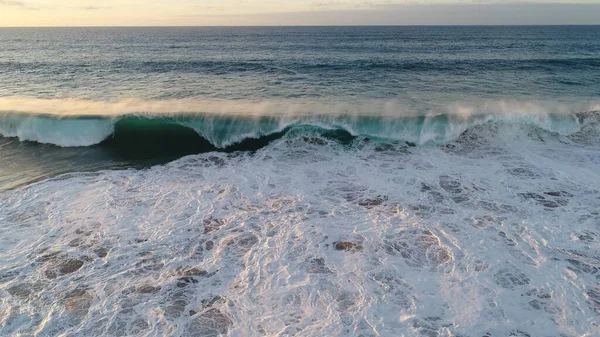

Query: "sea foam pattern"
<box><xmin>1</xmin><ymin>123</ymin><xmax>599</xmax><ymax>336</ymax></box>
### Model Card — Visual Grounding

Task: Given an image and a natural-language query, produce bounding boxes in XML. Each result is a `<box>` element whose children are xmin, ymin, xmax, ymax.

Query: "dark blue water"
<box><xmin>1</xmin><ymin>26</ymin><xmax>599</xmax><ymax>102</ymax></box>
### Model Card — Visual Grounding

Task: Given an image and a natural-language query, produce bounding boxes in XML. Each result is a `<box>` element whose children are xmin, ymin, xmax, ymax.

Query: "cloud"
<box><xmin>79</xmin><ymin>6</ymin><xmax>112</xmax><ymax>11</ymax></box>
<box><xmin>311</xmin><ymin>1</ymin><xmax>403</xmax><ymax>9</ymax></box>
<box><xmin>312</xmin><ymin>1</ymin><xmax>346</xmax><ymax>7</ymax></box>
<box><xmin>176</xmin><ymin>3</ymin><xmax>600</xmax><ymax>25</ymax></box>
<box><xmin>0</xmin><ymin>0</ymin><xmax>38</xmax><ymax>10</ymax></box>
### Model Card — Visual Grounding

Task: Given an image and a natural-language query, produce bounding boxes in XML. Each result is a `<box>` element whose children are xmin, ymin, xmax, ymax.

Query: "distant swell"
<box><xmin>2</xmin><ymin>58</ymin><xmax>599</xmax><ymax>75</ymax></box>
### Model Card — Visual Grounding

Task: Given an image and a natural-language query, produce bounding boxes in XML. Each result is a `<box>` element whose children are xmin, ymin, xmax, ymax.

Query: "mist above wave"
<box><xmin>1</xmin><ymin>97</ymin><xmax>597</xmax><ymax>118</ymax></box>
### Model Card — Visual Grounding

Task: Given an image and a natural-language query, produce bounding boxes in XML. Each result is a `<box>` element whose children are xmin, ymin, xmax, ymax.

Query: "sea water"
<box><xmin>0</xmin><ymin>26</ymin><xmax>599</xmax><ymax>336</ymax></box>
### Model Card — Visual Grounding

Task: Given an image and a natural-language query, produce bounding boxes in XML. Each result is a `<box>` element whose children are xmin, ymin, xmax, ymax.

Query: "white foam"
<box><xmin>0</xmin><ymin>128</ymin><xmax>599</xmax><ymax>336</ymax></box>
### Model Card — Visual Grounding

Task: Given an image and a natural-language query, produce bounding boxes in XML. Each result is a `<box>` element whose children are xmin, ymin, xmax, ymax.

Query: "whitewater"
<box><xmin>1</xmin><ymin>26</ymin><xmax>600</xmax><ymax>337</ymax></box>
<box><xmin>2</xmin><ymin>113</ymin><xmax>600</xmax><ymax>336</ymax></box>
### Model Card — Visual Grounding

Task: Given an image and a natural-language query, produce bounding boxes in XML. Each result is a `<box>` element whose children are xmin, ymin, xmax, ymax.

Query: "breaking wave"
<box><xmin>0</xmin><ymin>98</ymin><xmax>598</xmax><ymax>152</ymax></box>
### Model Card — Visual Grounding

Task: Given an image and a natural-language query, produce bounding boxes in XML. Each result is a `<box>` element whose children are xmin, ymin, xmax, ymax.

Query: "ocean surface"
<box><xmin>0</xmin><ymin>26</ymin><xmax>599</xmax><ymax>336</ymax></box>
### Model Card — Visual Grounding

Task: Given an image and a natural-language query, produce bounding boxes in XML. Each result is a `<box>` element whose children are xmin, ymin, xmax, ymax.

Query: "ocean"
<box><xmin>0</xmin><ymin>26</ymin><xmax>599</xmax><ymax>336</ymax></box>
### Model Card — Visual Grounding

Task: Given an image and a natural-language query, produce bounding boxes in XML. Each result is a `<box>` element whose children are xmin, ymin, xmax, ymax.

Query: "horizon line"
<box><xmin>2</xmin><ymin>24</ymin><xmax>600</xmax><ymax>28</ymax></box>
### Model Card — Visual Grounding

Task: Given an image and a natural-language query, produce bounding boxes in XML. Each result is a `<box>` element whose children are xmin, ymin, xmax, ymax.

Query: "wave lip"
<box><xmin>0</xmin><ymin>113</ymin><xmax>114</xmax><ymax>147</ymax></box>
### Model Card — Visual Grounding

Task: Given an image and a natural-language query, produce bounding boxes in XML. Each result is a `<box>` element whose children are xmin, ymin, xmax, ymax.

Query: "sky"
<box><xmin>0</xmin><ymin>0</ymin><xmax>599</xmax><ymax>26</ymax></box>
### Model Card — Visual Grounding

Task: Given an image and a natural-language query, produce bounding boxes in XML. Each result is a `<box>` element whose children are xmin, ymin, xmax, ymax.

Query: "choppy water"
<box><xmin>0</xmin><ymin>26</ymin><xmax>599</xmax><ymax>337</ymax></box>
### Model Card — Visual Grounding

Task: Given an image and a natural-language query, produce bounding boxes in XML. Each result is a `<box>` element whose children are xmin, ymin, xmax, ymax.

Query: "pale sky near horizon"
<box><xmin>1</xmin><ymin>1</ymin><xmax>599</xmax><ymax>26</ymax></box>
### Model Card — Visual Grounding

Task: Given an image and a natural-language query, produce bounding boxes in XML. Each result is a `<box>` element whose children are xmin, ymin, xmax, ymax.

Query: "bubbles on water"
<box><xmin>186</xmin><ymin>308</ymin><xmax>233</xmax><ymax>337</ymax></box>
<box><xmin>384</xmin><ymin>229</ymin><xmax>454</xmax><ymax>268</ymax></box>
<box><xmin>216</xmin><ymin>232</ymin><xmax>259</xmax><ymax>259</ymax></box>
<box><xmin>493</xmin><ymin>267</ymin><xmax>531</xmax><ymax>289</ymax></box>
<box><xmin>368</xmin><ymin>269</ymin><xmax>416</xmax><ymax>310</ymax></box>
<box><xmin>64</xmin><ymin>288</ymin><xmax>94</xmax><ymax>317</ymax></box>
<box><xmin>333</xmin><ymin>240</ymin><xmax>363</xmax><ymax>253</ymax></box>
<box><xmin>306</xmin><ymin>258</ymin><xmax>334</xmax><ymax>275</ymax></box>
<box><xmin>44</xmin><ymin>256</ymin><xmax>86</xmax><ymax>279</ymax></box>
